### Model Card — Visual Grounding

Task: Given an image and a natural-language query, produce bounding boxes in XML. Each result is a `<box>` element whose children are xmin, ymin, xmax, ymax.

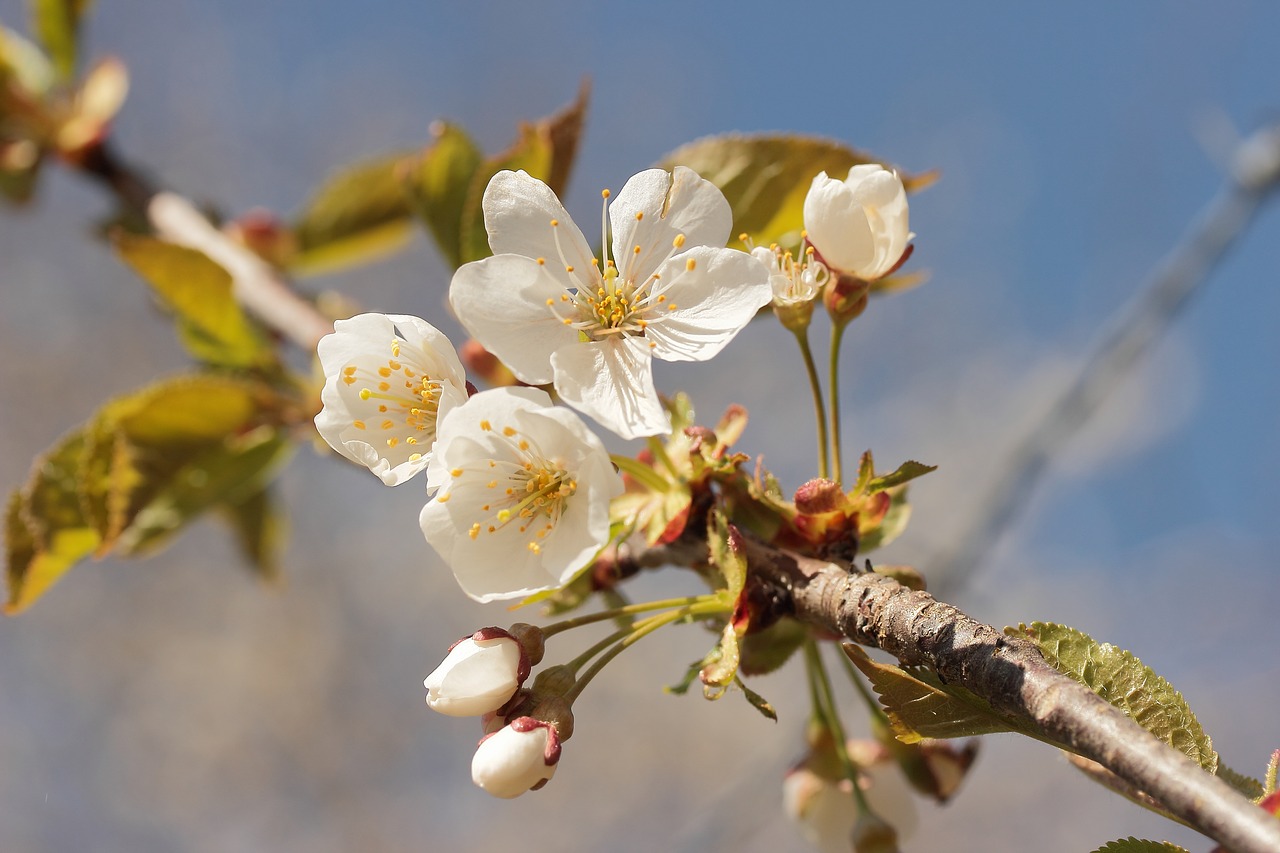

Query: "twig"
<box><xmin>76</xmin><ymin>140</ymin><xmax>334</xmax><ymax>352</ymax></box>
<box><xmin>741</xmin><ymin>537</ymin><xmax>1280</xmax><ymax>853</ymax></box>
<box><xmin>933</xmin><ymin>122</ymin><xmax>1280</xmax><ymax>594</ymax></box>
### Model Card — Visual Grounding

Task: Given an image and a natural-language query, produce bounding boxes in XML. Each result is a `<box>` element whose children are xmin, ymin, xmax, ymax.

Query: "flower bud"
<box><xmin>424</xmin><ymin>628</ymin><xmax>530</xmax><ymax>717</ymax></box>
<box><xmin>471</xmin><ymin>716</ymin><xmax>561</xmax><ymax>799</ymax></box>
<box><xmin>783</xmin><ymin>740</ymin><xmax>917</xmax><ymax>852</ymax></box>
<box><xmin>803</xmin><ymin>165</ymin><xmax>912</xmax><ymax>282</ymax></box>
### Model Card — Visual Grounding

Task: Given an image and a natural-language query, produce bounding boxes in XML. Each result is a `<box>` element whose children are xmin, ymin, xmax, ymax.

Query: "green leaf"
<box><xmin>658</xmin><ymin>133</ymin><xmax>937</xmax><ymax>250</ymax></box>
<box><xmin>1267</xmin><ymin>749</ymin><xmax>1279</xmax><ymax>796</ymax></box>
<box><xmin>455</xmin><ymin>83</ymin><xmax>590</xmax><ymax>265</ymax></box>
<box><xmin>1089</xmin><ymin>839</ymin><xmax>1189</xmax><ymax>853</ymax></box>
<box><xmin>218</xmin><ymin>483</ymin><xmax>285</xmax><ymax>582</ymax></box>
<box><xmin>842</xmin><ymin>644</ymin><xmax>1027</xmax><ymax>743</ymax></box>
<box><xmin>857</xmin><ymin>487</ymin><xmax>912</xmax><ymax>553</ymax></box>
<box><xmin>738</xmin><ymin>617</ymin><xmax>807</xmax><ymax>677</ymax></box>
<box><xmin>699</xmin><ymin>621</ymin><xmax>741</xmax><ymax>699</ymax></box>
<box><xmin>664</xmin><ymin>658</ymin><xmax>703</xmax><ymax>696</ymax></box>
<box><xmin>79</xmin><ymin>376</ymin><xmax>276</xmax><ymax>552</ymax></box>
<box><xmin>5</xmin><ymin>431</ymin><xmax>101</xmax><ymax>614</ymax></box>
<box><xmin>31</xmin><ymin>0</ymin><xmax>92</xmax><ymax>81</ymax></box>
<box><xmin>114</xmin><ymin>233</ymin><xmax>276</xmax><ymax>368</ymax></box>
<box><xmin>734</xmin><ymin>675</ymin><xmax>777</xmax><ymax>722</ymax></box>
<box><xmin>1216</xmin><ymin>763</ymin><xmax>1265</xmax><ymax>802</ymax></box>
<box><xmin>400</xmin><ymin>122</ymin><xmax>484</xmax><ymax>269</ymax></box>
<box><xmin>707</xmin><ymin>508</ymin><xmax>746</xmax><ymax>598</ymax></box>
<box><xmin>1009</xmin><ymin>622</ymin><xmax>1218</xmax><ymax>773</ymax></box>
<box><xmin>866</xmin><ymin>460</ymin><xmax>936</xmax><ymax>494</ymax></box>
<box><xmin>290</xmin><ymin>151</ymin><xmax>417</xmax><ymax>276</ymax></box>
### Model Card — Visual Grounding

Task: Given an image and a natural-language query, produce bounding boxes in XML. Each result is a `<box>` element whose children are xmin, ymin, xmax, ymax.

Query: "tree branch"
<box><xmin>736</xmin><ymin>537</ymin><xmax>1280</xmax><ymax>853</ymax></box>
<box><xmin>76</xmin><ymin>140</ymin><xmax>334</xmax><ymax>352</ymax></box>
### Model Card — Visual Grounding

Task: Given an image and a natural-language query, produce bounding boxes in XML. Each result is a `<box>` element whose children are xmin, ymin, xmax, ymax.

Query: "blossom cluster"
<box><xmin>313</xmin><ymin>161</ymin><xmax>914</xmax><ymax>807</ymax></box>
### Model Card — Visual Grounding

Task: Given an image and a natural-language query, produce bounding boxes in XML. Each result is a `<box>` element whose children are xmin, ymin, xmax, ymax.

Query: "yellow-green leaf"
<box><xmin>1217</xmin><ymin>763</ymin><xmax>1265</xmax><ymax>802</ymax></box>
<box><xmin>219</xmin><ymin>484</ymin><xmax>285</xmax><ymax>583</ymax></box>
<box><xmin>456</xmin><ymin>84</ymin><xmax>590</xmax><ymax>265</ymax></box>
<box><xmin>400</xmin><ymin>122</ymin><xmax>484</xmax><ymax>269</ymax></box>
<box><xmin>290</xmin><ymin>151</ymin><xmax>417</xmax><ymax>276</ymax></box>
<box><xmin>4</xmin><ymin>431</ymin><xmax>100</xmax><ymax>614</ymax></box>
<box><xmin>1089</xmin><ymin>839</ymin><xmax>1189</xmax><ymax>853</ymax></box>
<box><xmin>866</xmin><ymin>460</ymin><xmax>936</xmax><ymax>494</ymax></box>
<box><xmin>699</xmin><ymin>621</ymin><xmax>741</xmax><ymax>699</ymax></box>
<box><xmin>1009</xmin><ymin>622</ymin><xmax>1218</xmax><ymax>773</ymax></box>
<box><xmin>707</xmin><ymin>507</ymin><xmax>746</xmax><ymax>598</ymax></box>
<box><xmin>842</xmin><ymin>644</ymin><xmax>1027</xmax><ymax>743</ymax></box>
<box><xmin>114</xmin><ymin>233</ymin><xmax>276</xmax><ymax>368</ymax></box>
<box><xmin>658</xmin><ymin>134</ymin><xmax>936</xmax><ymax>250</ymax></box>
<box><xmin>31</xmin><ymin>0</ymin><xmax>92</xmax><ymax>81</ymax></box>
<box><xmin>857</xmin><ymin>487</ymin><xmax>912</xmax><ymax>553</ymax></box>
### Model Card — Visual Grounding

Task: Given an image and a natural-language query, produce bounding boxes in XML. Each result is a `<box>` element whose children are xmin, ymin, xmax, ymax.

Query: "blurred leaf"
<box><xmin>6</xmin><ymin>374</ymin><xmax>290</xmax><ymax>613</ymax></box>
<box><xmin>220</xmin><ymin>485</ymin><xmax>284</xmax><ymax>582</ymax></box>
<box><xmin>734</xmin><ymin>675</ymin><xmax>777</xmax><ymax>722</ymax></box>
<box><xmin>739</xmin><ymin>616</ymin><xmax>807</xmax><ymax>676</ymax></box>
<box><xmin>857</xmin><ymin>487</ymin><xmax>912</xmax><ymax>553</ymax></box>
<box><xmin>290</xmin><ymin>151</ymin><xmax>417</xmax><ymax>276</ymax></box>
<box><xmin>116</xmin><ymin>426</ymin><xmax>293</xmax><ymax>558</ymax></box>
<box><xmin>1089</xmin><ymin>840</ymin><xmax>1188</xmax><ymax>853</ymax></box>
<box><xmin>54</xmin><ymin>55</ymin><xmax>127</xmax><ymax>154</ymax></box>
<box><xmin>658</xmin><ymin>133</ymin><xmax>936</xmax><ymax>249</ymax></box>
<box><xmin>843</xmin><ymin>644</ymin><xmax>1028</xmax><ymax>743</ymax></box>
<box><xmin>0</xmin><ymin>142</ymin><xmax>43</xmax><ymax>203</ymax></box>
<box><xmin>1009</xmin><ymin>622</ymin><xmax>1218</xmax><ymax>773</ymax></box>
<box><xmin>400</xmin><ymin>122</ymin><xmax>483</xmax><ymax>269</ymax></box>
<box><xmin>456</xmin><ymin>82</ymin><xmax>590</xmax><ymax>265</ymax></box>
<box><xmin>871</xmin><ymin>564</ymin><xmax>926</xmax><ymax>591</ymax></box>
<box><xmin>1267</xmin><ymin>749</ymin><xmax>1279</xmax><ymax>796</ymax></box>
<box><xmin>1216</xmin><ymin>763</ymin><xmax>1264</xmax><ymax>802</ymax></box>
<box><xmin>865</xmin><ymin>460</ymin><xmax>936</xmax><ymax>494</ymax></box>
<box><xmin>115</xmin><ymin>233</ymin><xmax>276</xmax><ymax>368</ymax></box>
<box><xmin>869</xmin><ymin>270</ymin><xmax>930</xmax><ymax>296</ymax></box>
<box><xmin>30</xmin><ymin>0</ymin><xmax>91</xmax><ymax>80</ymax></box>
<box><xmin>4</xmin><ymin>431</ymin><xmax>100</xmax><ymax>614</ymax></box>
<box><xmin>1</xmin><ymin>24</ymin><xmax>55</xmax><ymax>93</ymax></box>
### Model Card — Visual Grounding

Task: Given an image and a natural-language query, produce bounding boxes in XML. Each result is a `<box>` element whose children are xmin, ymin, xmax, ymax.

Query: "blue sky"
<box><xmin>2</xmin><ymin>2</ymin><xmax>1278</xmax><ymax>851</ymax></box>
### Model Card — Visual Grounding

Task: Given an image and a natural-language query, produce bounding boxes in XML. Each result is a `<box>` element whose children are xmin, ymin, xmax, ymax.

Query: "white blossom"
<box><xmin>449</xmin><ymin>168</ymin><xmax>772</xmax><ymax>439</ymax></box>
<box><xmin>803</xmin><ymin>165</ymin><xmax>912</xmax><ymax>281</ymax></box>
<box><xmin>315</xmin><ymin>313</ymin><xmax>468</xmax><ymax>486</ymax></box>
<box><xmin>783</xmin><ymin>742</ymin><xmax>917</xmax><ymax>852</ymax></box>
<box><xmin>751</xmin><ymin>243</ymin><xmax>827</xmax><ymax>307</ymax></box>
<box><xmin>419</xmin><ymin>387</ymin><xmax>622</xmax><ymax>603</ymax></box>
<box><xmin>424</xmin><ymin>628</ymin><xmax>528</xmax><ymax>717</ymax></box>
<box><xmin>471</xmin><ymin>716</ymin><xmax>560</xmax><ymax>799</ymax></box>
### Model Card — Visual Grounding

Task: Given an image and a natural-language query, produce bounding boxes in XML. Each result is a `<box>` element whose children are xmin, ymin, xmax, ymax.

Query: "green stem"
<box><xmin>828</xmin><ymin>321</ymin><xmax>848</xmax><ymax>485</ymax></box>
<box><xmin>792</xmin><ymin>328</ymin><xmax>829</xmax><ymax>480</ymax></box>
<box><xmin>541</xmin><ymin>594</ymin><xmax>718</xmax><ymax>638</ymax></box>
<box><xmin>565</xmin><ymin>601</ymin><xmax>726</xmax><ymax>700</ymax></box>
<box><xmin>803</xmin><ymin>637</ymin><xmax>874</xmax><ymax>814</ymax></box>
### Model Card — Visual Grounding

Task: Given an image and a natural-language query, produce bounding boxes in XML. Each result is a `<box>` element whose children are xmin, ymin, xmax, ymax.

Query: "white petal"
<box><xmin>610</xmin><ymin>166</ymin><xmax>731</xmax><ymax>283</ymax></box>
<box><xmin>803</xmin><ymin>172</ymin><xmax>876</xmax><ymax>276</ymax></box>
<box><xmin>482</xmin><ymin>170</ymin><xmax>595</xmax><ymax>273</ymax></box>
<box><xmin>550</xmin><ymin>337</ymin><xmax>670</xmax><ymax>439</ymax></box>
<box><xmin>314</xmin><ymin>312</ymin><xmax>468</xmax><ymax>486</ymax></box>
<box><xmin>644</xmin><ymin>246</ymin><xmax>773</xmax><ymax>362</ymax></box>
<box><xmin>450</xmin><ymin>254</ymin><xmax>580</xmax><ymax>385</ymax></box>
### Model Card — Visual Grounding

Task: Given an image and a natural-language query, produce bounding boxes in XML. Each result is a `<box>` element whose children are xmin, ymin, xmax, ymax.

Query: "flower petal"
<box><xmin>644</xmin><ymin>246</ymin><xmax>773</xmax><ymax>362</ymax></box>
<box><xmin>450</xmin><ymin>253</ymin><xmax>580</xmax><ymax>385</ymax></box>
<box><xmin>610</xmin><ymin>166</ymin><xmax>731</xmax><ymax>283</ymax></box>
<box><xmin>550</xmin><ymin>337</ymin><xmax>670</xmax><ymax>439</ymax></box>
<box><xmin>315</xmin><ymin>312</ymin><xmax>468</xmax><ymax>485</ymax></box>
<box><xmin>483</xmin><ymin>170</ymin><xmax>596</xmax><ymax>273</ymax></box>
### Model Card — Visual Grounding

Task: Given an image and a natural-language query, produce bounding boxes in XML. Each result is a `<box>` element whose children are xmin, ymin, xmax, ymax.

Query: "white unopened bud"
<box><xmin>471</xmin><ymin>716</ymin><xmax>560</xmax><ymax>799</ymax></box>
<box><xmin>425</xmin><ymin>628</ymin><xmax>528</xmax><ymax>717</ymax></box>
<box><xmin>803</xmin><ymin>165</ymin><xmax>912</xmax><ymax>281</ymax></box>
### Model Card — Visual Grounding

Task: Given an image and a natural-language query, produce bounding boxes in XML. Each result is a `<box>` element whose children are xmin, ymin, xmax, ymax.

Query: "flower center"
<box><xmin>341</xmin><ymin>336</ymin><xmax>444</xmax><ymax>459</ymax></box>
<box><xmin>541</xmin><ymin>189</ymin><xmax>691</xmax><ymax>346</ymax></box>
<box><xmin>453</xmin><ymin>420</ymin><xmax>578</xmax><ymax>555</ymax></box>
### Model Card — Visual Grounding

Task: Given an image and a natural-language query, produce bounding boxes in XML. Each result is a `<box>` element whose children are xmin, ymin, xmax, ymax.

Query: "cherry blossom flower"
<box><xmin>471</xmin><ymin>716</ymin><xmax>561</xmax><ymax>799</ymax></box>
<box><xmin>449</xmin><ymin>168</ymin><xmax>772</xmax><ymax>439</ymax></box>
<box><xmin>315</xmin><ymin>313</ymin><xmax>469</xmax><ymax>485</ymax></box>
<box><xmin>803</xmin><ymin>165</ymin><xmax>912</xmax><ymax>281</ymax></box>
<box><xmin>424</xmin><ymin>628</ymin><xmax>530</xmax><ymax>717</ymax></box>
<box><xmin>419</xmin><ymin>387</ymin><xmax>622</xmax><ymax>603</ymax></box>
